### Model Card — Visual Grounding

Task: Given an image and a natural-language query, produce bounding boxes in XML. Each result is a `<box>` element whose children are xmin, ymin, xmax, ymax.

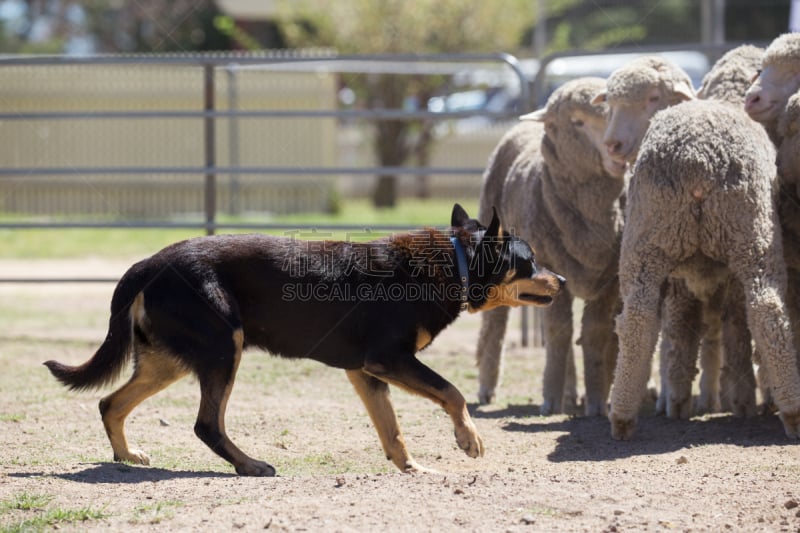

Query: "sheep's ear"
<box><xmin>591</xmin><ymin>91</ymin><xmax>607</xmax><ymax>105</ymax></box>
<box><xmin>519</xmin><ymin>108</ymin><xmax>546</xmax><ymax>122</ymax></box>
<box><xmin>451</xmin><ymin>203</ymin><xmax>470</xmax><ymax>228</ymax></box>
<box><xmin>673</xmin><ymin>80</ymin><xmax>696</xmax><ymax>102</ymax></box>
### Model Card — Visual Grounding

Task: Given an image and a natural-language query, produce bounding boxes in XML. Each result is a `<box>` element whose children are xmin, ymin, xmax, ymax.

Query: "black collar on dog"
<box><xmin>450</xmin><ymin>235</ymin><xmax>469</xmax><ymax>311</ymax></box>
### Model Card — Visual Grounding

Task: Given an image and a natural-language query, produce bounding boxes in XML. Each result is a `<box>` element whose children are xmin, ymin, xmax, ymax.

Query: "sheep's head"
<box><xmin>591</xmin><ymin>56</ymin><xmax>695</xmax><ymax>168</ymax></box>
<box><xmin>697</xmin><ymin>44</ymin><xmax>764</xmax><ymax>105</ymax></box>
<box><xmin>777</xmin><ymin>90</ymin><xmax>800</xmax><ymax>188</ymax></box>
<box><xmin>745</xmin><ymin>33</ymin><xmax>800</xmax><ymax>125</ymax></box>
<box><xmin>521</xmin><ymin>77</ymin><xmax>625</xmax><ymax>179</ymax></box>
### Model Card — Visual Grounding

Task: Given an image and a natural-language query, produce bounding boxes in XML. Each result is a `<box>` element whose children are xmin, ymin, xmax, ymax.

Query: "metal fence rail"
<box><xmin>0</xmin><ymin>51</ymin><xmax>530</xmax><ymax>234</ymax></box>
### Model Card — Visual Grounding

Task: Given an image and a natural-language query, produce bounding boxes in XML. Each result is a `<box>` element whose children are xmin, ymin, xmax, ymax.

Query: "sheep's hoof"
<box><xmin>477</xmin><ymin>386</ymin><xmax>494</xmax><ymax>406</ymax></box>
<box><xmin>540</xmin><ymin>398</ymin><xmax>560</xmax><ymax>416</ymax></box>
<box><xmin>609</xmin><ymin>412</ymin><xmax>637</xmax><ymax>440</ymax></box>
<box><xmin>778</xmin><ymin>410</ymin><xmax>800</xmax><ymax>438</ymax></box>
<box><xmin>584</xmin><ymin>400</ymin><xmax>608</xmax><ymax>417</ymax></box>
<box><xmin>667</xmin><ymin>397</ymin><xmax>692</xmax><ymax>420</ymax></box>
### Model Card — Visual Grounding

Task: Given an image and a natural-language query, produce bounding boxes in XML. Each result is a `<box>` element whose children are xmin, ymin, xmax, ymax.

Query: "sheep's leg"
<box><xmin>475</xmin><ymin>306</ymin><xmax>510</xmax><ymax>405</ymax></box>
<box><xmin>564</xmin><ymin>343</ymin><xmax>578</xmax><ymax>412</ymax></box>
<box><xmin>720</xmin><ymin>280</ymin><xmax>757</xmax><ymax>417</ymax></box>
<box><xmin>610</xmin><ymin>246</ymin><xmax>673</xmax><ymax>440</ymax></box>
<box><xmin>785</xmin><ymin>268</ymin><xmax>800</xmax><ymax>396</ymax></box>
<box><xmin>580</xmin><ymin>285</ymin><xmax>619</xmax><ymax>416</ymax></box>
<box><xmin>697</xmin><ymin>287</ymin><xmax>724</xmax><ymax>415</ymax></box>
<box><xmin>731</xmin><ymin>230</ymin><xmax>800</xmax><ymax>437</ymax></box>
<box><xmin>655</xmin><ymin>333</ymin><xmax>670</xmax><ymax>415</ymax></box>
<box><xmin>661</xmin><ymin>280</ymin><xmax>702</xmax><ymax>420</ymax></box>
<box><xmin>541</xmin><ymin>288</ymin><xmax>574</xmax><ymax>415</ymax></box>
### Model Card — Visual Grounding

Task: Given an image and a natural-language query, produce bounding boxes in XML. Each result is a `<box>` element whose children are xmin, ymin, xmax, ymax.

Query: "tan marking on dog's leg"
<box><xmin>364</xmin><ymin>367</ymin><xmax>484</xmax><ymax>460</ymax></box>
<box><xmin>195</xmin><ymin>329</ymin><xmax>275</xmax><ymax>476</ymax></box>
<box><xmin>415</xmin><ymin>327</ymin><xmax>432</xmax><ymax>352</ymax></box>
<box><xmin>346</xmin><ymin>369</ymin><xmax>432</xmax><ymax>473</ymax></box>
<box><xmin>100</xmin><ymin>343</ymin><xmax>189</xmax><ymax>465</ymax></box>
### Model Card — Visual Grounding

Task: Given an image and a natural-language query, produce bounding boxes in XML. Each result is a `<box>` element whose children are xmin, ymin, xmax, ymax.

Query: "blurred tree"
<box><xmin>87</xmin><ymin>0</ymin><xmax>232</xmax><ymax>53</ymax></box>
<box><xmin>278</xmin><ymin>0</ymin><xmax>532</xmax><ymax>207</ymax></box>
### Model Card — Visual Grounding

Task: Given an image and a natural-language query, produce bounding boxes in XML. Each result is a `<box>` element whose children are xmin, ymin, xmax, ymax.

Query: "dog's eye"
<box><xmin>570</xmin><ymin>118</ymin><xmax>584</xmax><ymax>127</ymax></box>
<box><xmin>648</xmin><ymin>94</ymin><xmax>660</xmax><ymax>104</ymax></box>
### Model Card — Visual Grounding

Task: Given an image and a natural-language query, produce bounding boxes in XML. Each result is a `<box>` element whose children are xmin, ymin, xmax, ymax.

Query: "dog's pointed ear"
<box><xmin>451</xmin><ymin>203</ymin><xmax>470</xmax><ymax>228</ymax></box>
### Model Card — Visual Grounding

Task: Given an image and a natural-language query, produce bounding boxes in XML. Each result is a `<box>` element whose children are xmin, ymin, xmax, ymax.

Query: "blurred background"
<box><xmin>0</xmin><ymin>0</ymin><xmax>798</xmax><ymax>251</ymax></box>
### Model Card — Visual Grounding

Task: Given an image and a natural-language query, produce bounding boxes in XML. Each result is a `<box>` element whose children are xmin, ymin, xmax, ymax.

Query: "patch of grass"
<box><xmin>0</xmin><ymin>493</ymin><xmax>108</xmax><ymax>533</ymax></box>
<box><xmin>0</xmin><ymin>493</ymin><xmax>52</xmax><ymax>512</ymax></box>
<box><xmin>0</xmin><ymin>198</ymin><xmax>479</xmax><ymax>259</ymax></box>
<box><xmin>0</xmin><ymin>413</ymin><xmax>24</xmax><ymax>423</ymax></box>
<box><xmin>130</xmin><ymin>500</ymin><xmax>184</xmax><ymax>525</ymax></box>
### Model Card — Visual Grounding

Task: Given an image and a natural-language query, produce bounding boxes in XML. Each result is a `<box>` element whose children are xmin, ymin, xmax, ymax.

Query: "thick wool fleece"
<box><xmin>611</xmin><ymin>99</ymin><xmax>800</xmax><ymax>439</ymax></box>
<box><xmin>763</xmin><ymin>33</ymin><xmax>800</xmax><ymax>69</ymax></box>
<box><xmin>605</xmin><ymin>56</ymin><xmax>695</xmax><ymax>106</ymax></box>
<box><xmin>698</xmin><ymin>45</ymin><xmax>765</xmax><ymax>105</ymax></box>
<box><xmin>476</xmin><ymin>77</ymin><xmax>625</xmax><ymax>415</ymax></box>
<box><xmin>770</xmin><ymin>91</ymin><xmax>800</xmax><ymax>409</ymax></box>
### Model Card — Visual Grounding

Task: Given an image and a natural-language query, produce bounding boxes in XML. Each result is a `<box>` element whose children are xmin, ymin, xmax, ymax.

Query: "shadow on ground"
<box><xmin>8</xmin><ymin>463</ymin><xmax>236</xmax><ymax>484</ymax></box>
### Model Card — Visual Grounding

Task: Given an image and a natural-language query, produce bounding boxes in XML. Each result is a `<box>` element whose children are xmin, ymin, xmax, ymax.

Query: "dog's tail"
<box><xmin>44</xmin><ymin>269</ymin><xmax>142</xmax><ymax>391</ymax></box>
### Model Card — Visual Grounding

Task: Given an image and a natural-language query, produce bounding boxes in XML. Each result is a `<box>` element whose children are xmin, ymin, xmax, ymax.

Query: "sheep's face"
<box><xmin>570</xmin><ymin>106</ymin><xmax>627</xmax><ymax>178</ymax></box>
<box><xmin>596</xmin><ymin>85</ymin><xmax>671</xmax><ymax>166</ymax></box>
<box><xmin>745</xmin><ymin>62</ymin><xmax>800</xmax><ymax>124</ymax></box>
<box><xmin>592</xmin><ymin>58</ymin><xmax>695</xmax><ymax>169</ymax></box>
<box><xmin>523</xmin><ymin>77</ymin><xmax>624</xmax><ymax>179</ymax></box>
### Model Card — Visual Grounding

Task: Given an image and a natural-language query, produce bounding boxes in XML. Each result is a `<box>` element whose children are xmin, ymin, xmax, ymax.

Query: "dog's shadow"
<box><xmin>471</xmin><ymin>402</ymin><xmax>796</xmax><ymax>461</ymax></box>
<box><xmin>9</xmin><ymin>463</ymin><xmax>235</xmax><ymax>484</ymax></box>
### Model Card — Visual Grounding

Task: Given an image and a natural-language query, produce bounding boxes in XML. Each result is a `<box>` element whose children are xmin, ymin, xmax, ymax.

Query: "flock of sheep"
<box><xmin>474</xmin><ymin>33</ymin><xmax>800</xmax><ymax>440</ymax></box>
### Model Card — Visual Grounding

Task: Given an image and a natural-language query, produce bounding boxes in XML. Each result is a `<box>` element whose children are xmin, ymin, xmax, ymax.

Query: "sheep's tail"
<box><xmin>44</xmin><ymin>270</ymin><xmax>141</xmax><ymax>391</ymax></box>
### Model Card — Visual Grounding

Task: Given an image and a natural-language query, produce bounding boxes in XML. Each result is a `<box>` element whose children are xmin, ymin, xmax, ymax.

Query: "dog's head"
<box><xmin>450</xmin><ymin>204</ymin><xmax>565</xmax><ymax>313</ymax></box>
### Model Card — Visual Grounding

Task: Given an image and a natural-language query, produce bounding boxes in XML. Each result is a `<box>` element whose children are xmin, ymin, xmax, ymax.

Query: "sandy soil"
<box><xmin>1</xmin><ymin>259</ymin><xmax>799</xmax><ymax>532</ymax></box>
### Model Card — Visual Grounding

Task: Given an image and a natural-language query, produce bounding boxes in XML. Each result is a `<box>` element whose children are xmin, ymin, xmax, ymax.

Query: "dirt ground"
<box><xmin>1</xmin><ymin>258</ymin><xmax>800</xmax><ymax>532</ymax></box>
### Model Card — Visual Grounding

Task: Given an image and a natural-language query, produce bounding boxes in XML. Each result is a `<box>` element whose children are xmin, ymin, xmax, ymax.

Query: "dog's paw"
<box><xmin>455</xmin><ymin>422</ymin><xmax>485</xmax><ymax>458</ymax></box>
<box><xmin>235</xmin><ymin>460</ymin><xmax>276</xmax><ymax>477</ymax></box>
<box><xmin>114</xmin><ymin>449</ymin><xmax>150</xmax><ymax>465</ymax></box>
<box><xmin>403</xmin><ymin>460</ymin><xmax>439</xmax><ymax>475</ymax></box>
<box><xmin>779</xmin><ymin>409</ymin><xmax>800</xmax><ymax>439</ymax></box>
<box><xmin>609</xmin><ymin>412</ymin><xmax>637</xmax><ymax>441</ymax></box>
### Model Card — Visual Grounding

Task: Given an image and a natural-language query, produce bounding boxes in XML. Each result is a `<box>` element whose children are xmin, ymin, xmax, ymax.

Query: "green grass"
<box><xmin>0</xmin><ymin>198</ymin><xmax>478</xmax><ymax>259</ymax></box>
<box><xmin>0</xmin><ymin>493</ymin><xmax>108</xmax><ymax>533</ymax></box>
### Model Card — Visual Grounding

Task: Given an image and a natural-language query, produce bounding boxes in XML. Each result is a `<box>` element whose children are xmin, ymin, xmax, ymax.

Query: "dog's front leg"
<box><xmin>346</xmin><ymin>369</ymin><xmax>431</xmax><ymax>473</ymax></box>
<box><xmin>362</xmin><ymin>355</ymin><xmax>485</xmax><ymax>460</ymax></box>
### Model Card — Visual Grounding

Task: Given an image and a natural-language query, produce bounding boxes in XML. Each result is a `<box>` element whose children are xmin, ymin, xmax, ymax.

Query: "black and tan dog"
<box><xmin>45</xmin><ymin>204</ymin><xmax>564</xmax><ymax>476</ymax></box>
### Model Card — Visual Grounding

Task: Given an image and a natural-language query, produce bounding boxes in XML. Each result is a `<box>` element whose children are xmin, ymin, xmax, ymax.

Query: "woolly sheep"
<box><xmin>687</xmin><ymin>44</ymin><xmax>767</xmax><ymax>414</ymax></box>
<box><xmin>698</xmin><ymin>44</ymin><xmax>765</xmax><ymax>105</ymax></box>
<box><xmin>757</xmin><ymin>90</ymin><xmax>800</xmax><ymax>410</ymax></box>
<box><xmin>597</xmin><ymin>54</ymin><xmax>759</xmax><ymax>419</ymax></box>
<box><xmin>592</xmin><ymin>56</ymin><xmax>727</xmax><ymax>417</ymax></box>
<box><xmin>475</xmin><ymin>77</ymin><xmax>626</xmax><ymax>416</ymax></box>
<box><xmin>591</xmin><ymin>55</ymin><xmax>695</xmax><ymax>167</ymax></box>
<box><xmin>745</xmin><ymin>33</ymin><xmax>800</xmax><ymax>142</ymax></box>
<box><xmin>609</xmin><ymin>99</ymin><xmax>800</xmax><ymax>440</ymax></box>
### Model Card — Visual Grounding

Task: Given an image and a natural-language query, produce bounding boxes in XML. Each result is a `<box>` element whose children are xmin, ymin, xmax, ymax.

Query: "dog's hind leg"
<box><xmin>99</xmin><ymin>343</ymin><xmax>188</xmax><ymax>465</ymax></box>
<box><xmin>363</xmin><ymin>354</ymin><xmax>484</xmax><ymax>460</ymax></box>
<box><xmin>346</xmin><ymin>369</ymin><xmax>430</xmax><ymax>473</ymax></box>
<box><xmin>194</xmin><ymin>329</ymin><xmax>276</xmax><ymax>476</ymax></box>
